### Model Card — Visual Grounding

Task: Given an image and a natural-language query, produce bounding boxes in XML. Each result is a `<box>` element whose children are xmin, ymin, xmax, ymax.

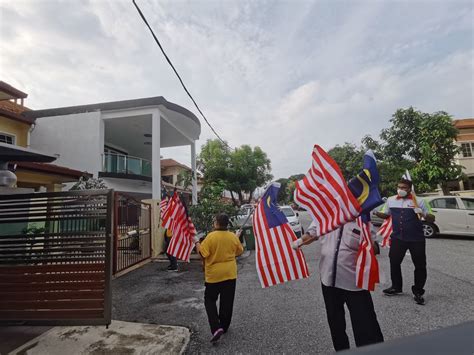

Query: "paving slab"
<box><xmin>9</xmin><ymin>320</ymin><xmax>190</xmax><ymax>355</ymax></box>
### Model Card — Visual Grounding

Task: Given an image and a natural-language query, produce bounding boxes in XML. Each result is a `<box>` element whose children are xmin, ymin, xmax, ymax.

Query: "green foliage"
<box><xmin>412</xmin><ymin>111</ymin><xmax>462</xmax><ymax>194</ymax></box>
<box><xmin>327</xmin><ymin>143</ymin><xmax>365</xmax><ymax>180</ymax></box>
<box><xmin>327</xmin><ymin>108</ymin><xmax>462</xmax><ymax>196</ymax></box>
<box><xmin>198</xmin><ymin>139</ymin><xmax>273</xmax><ymax>205</ymax></box>
<box><xmin>275</xmin><ymin>174</ymin><xmax>306</xmax><ymax>204</ymax></box>
<box><xmin>177</xmin><ymin>170</ymin><xmax>193</xmax><ymax>189</ymax></box>
<box><xmin>188</xmin><ymin>181</ymin><xmax>238</xmax><ymax>233</ymax></box>
<box><xmin>380</xmin><ymin>107</ymin><xmax>424</xmax><ymax>163</ymax></box>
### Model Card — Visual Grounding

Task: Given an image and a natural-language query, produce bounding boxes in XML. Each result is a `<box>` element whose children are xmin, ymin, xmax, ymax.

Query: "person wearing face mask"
<box><xmin>374</xmin><ymin>179</ymin><xmax>435</xmax><ymax>305</ymax></box>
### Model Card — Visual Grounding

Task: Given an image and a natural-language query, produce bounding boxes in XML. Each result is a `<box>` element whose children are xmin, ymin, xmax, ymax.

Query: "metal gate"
<box><xmin>113</xmin><ymin>192</ymin><xmax>151</xmax><ymax>274</ymax></box>
<box><xmin>0</xmin><ymin>190</ymin><xmax>113</xmax><ymax>326</ymax></box>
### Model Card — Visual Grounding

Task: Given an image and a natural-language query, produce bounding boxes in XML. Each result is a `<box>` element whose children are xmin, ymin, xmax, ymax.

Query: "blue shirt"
<box><xmin>382</xmin><ymin>195</ymin><xmax>430</xmax><ymax>242</ymax></box>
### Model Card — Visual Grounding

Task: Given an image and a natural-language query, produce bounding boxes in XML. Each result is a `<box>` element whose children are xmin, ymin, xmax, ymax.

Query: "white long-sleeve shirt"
<box><xmin>307</xmin><ymin>220</ymin><xmax>369</xmax><ymax>291</ymax></box>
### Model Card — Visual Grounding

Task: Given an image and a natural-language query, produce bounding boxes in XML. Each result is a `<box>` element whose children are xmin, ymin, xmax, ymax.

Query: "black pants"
<box><xmin>389</xmin><ymin>238</ymin><xmax>426</xmax><ymax>295</ymax></box>
<box><xmin>164</xmin><ymin>237</ymin><xmax>177</xmax><ymax>268</ymax></box>
<box><xmin>204</xmin><ymin>279</ymin><xmax>236</xmax><ymax>334</ymax></box>
<box><xmin>321</xmin><ymin>283</ymin><xmax>384</xmax><ymax>351</ymax></box>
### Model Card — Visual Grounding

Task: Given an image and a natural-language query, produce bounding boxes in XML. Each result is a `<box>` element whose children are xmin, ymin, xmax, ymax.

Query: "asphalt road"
<box><xmin>112</xmin><ymin>211</ymin><xmax>474</xmax><ymax>354</ymax></box>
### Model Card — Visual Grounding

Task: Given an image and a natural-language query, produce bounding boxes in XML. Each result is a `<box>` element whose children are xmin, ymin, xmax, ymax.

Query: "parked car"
<box><xmin>279</xmin><ymin>205</ymin><xmax>303</xmax><ymax>237</ymax></box>
<box><xmin>369</xmin><ymin>198</ymin><xmax>388</xmax><ymax>226</ymax></box>
<box><xmin>422</xmin><ymin>196</ymin><xmax>474</xmax><ymax>238</ymax></box>
<box><xmin>232</xmin><ymin>204</ymin><xmax>254</xmax><ymax>228</ymax></box>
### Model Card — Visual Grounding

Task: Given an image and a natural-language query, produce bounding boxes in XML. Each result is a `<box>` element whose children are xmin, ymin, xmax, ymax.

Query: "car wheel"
<box><xmin>423</xmin><ymin>222</ymin><xmax>437</xmax><ymax>238</ymax></box>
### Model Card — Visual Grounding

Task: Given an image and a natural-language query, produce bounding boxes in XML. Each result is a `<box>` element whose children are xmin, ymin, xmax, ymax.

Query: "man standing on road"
<box><xmin>374</xmin><ymin>178</ymin><xmax>435</xmax><ymax>305</ymax></box>
<box><xmin>293</xmin><ymin>220</ymin><xmax>384</xmax><ymax>351</ymax></box>
<box><xmin>194</xmin><ymin>213</ymin><xmax>244</xmax><ymax>343</ymax></box>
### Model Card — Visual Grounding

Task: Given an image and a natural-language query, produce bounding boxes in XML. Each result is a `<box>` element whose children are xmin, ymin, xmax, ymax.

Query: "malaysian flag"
<box><xmin>294</xmin><ymin>145</ymin><xmax>361</xmax><ymax>236</ymax></box>
<box><xmin>348</xmin><ymin>150</ymin><xmax>384</xmax><ymax>219</ymax></box>
<box><xmin>355</xmin><ymin>217</ymin><xmax>380</xmax><ymax>291</ymax></box>
<box><xmin>162</xmin><ymin>192</ymin><xmax>197</xmax><ymax>262</ymax></box>
<box><xmin>159</xmin><ymin>187</ymin><xmax>169</xmax><ymax>216</ymax></box>
<box><xmin>253</xmin><ymin>183</ymin><xmax>309</xmax><ymax>288</ymax></box>
<box><xmin>378</xmin><ymin>217</ymin><xmax>393</xmax><ymax>248</ymax></box>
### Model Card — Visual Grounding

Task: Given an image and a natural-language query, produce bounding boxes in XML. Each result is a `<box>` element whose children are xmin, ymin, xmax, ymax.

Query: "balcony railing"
<box><xmin>102</xmin><ymin>153</ymin><xmax>152</xmax><ymax>177</ymax></box>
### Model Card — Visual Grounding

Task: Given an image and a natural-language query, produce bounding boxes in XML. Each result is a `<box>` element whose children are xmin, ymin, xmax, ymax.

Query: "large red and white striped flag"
<box><xmin>162</xmin><ymin>193</ymin><xmax>197</xmax><ymax>262</ymax></box>
<box><xmin>378</xmin><ymin>217</ymin><xmax>393</xmax><ymax>248</ymax></box>
<box><xmin>355</xmin><ymin>217</ymin><xmax>380</xmax><ymax>291</ymax></box>
<box><xmin>294</xmin><ymin>145</ymin><xmax>362</xmax><ymax>236</ymax></box>
<box><xmin>253</xmin><ymin>183</ymin><xmax>309</xmax><ymax>288</ymax></box>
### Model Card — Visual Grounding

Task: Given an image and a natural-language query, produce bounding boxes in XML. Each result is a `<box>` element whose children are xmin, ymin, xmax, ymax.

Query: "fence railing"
<box><xmin>102</xmin><ymin>153</ymin><xmax>152</xmax><ymax>177</ymax></box>
<box><xmin>113</xmin><ymin>192</ymin><xmax>151</xmax><ymax>274</ymax></box>
<box><xmin>0</xmin><ymin>190</ymin><xmax>113</xmax><ymax>326</ymax></box>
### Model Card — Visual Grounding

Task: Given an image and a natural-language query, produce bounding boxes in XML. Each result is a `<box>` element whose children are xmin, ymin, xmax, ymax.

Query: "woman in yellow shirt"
<box><xmin>194</xmin><ymin>213</ymin><xmax>243</xmax><ymax>343</ymax></box>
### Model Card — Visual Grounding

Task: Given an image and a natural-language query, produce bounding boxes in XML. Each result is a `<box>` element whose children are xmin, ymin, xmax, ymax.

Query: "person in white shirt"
<box><xmin>293</xmin><ymin>220</ymin><xmax>384</xmax><ymax>351</ymax></box>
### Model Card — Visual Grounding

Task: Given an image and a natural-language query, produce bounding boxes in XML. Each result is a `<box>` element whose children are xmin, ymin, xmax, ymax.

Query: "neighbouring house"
<box><xmin>23</xmin><ymin>96</ymin><xmax>201</xmax><ymax>202</ymax></box>
<box><xmin>161</xmin><ymin>158</ymin><xmax>204</xmax><ymax>203</ymax></box>
<box><xmin>454</xmin><ymin>118</ymin><xmax>474</xmax><ymax>191</ymax></box>
<box><xmin>0</xmin><ymin>81</ymin><xmax>86</xmax><ymax>192</ymax></box>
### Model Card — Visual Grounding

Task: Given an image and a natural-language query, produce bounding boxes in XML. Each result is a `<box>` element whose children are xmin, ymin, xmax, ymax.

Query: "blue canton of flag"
<box><xmin>348</xmin><ymin>150</ymin><xmax>383</xmax><ymax>220</ymax></box>
<box><xmin>262</xmin><ymin>183</ymin><xmax>288</xmax><ymax>228</ymax></box>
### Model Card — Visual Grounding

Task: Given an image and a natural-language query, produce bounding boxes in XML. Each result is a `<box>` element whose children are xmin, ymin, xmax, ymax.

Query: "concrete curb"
<box><xmin>9</xmin><ymin>321</ymin><xmax>191</xmax><ymax>355</ymax></box>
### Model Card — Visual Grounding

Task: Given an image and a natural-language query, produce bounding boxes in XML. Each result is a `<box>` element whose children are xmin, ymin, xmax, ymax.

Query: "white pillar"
<box><xmin>152</xmin><ymin>110</ymin><xmax>161</xmax><ymax>199</ymax></box>
<box><xmin>191</xmin><ymin>141</ymin><xmax>197</xmax><ymax>205</ymax></box>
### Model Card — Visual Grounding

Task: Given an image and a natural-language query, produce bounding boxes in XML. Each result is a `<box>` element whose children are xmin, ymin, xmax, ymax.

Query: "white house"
<box><xmin>24</xmin><ymin>97</ymin><xmax>201</xmax><ymax>202</ymax></box>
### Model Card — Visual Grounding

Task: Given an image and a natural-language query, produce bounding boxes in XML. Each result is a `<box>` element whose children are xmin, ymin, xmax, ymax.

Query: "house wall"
<box><xmin>101</xmin><ymin>178</ymin><xmax>152</xmax><ymax>195</ymax></box>
<box><xmin>162</xmin><ymin>166</ymin><xmax>189</xmax><ymax>186</ymax></box>
<box><xmin>30</xmin><ymin>112</ymin><xmax>104</xmax><ymax>176</ymax></box>
<box><xmin>0</xmin><ymin>116</ymin><xmax>29</xmax><ymax>147</ymax></box>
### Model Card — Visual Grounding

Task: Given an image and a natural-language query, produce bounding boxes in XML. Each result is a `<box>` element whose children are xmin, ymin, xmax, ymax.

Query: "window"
<box><xmin>162</xmin><ymin>175</ymin><xmax>173</xmax><ymax>184</ymax></box>
<box><xmin>461</xmin><ymin>198</ymin><xmax>474</xmax><ymax>211</ymax></box>
<box><xmin>429</xmin><ymin>198</ymin><xmax>459</xmax><ymax>209</ymax></box>
<box><xmin>0</xmin><ymin>133</ymin><xmax>15</xmax><ymax>145</ymax></box>
<box><xmin>460</xmin><ymin>143</ymin><xmax>473</xmax><ymax>158</ymax></box>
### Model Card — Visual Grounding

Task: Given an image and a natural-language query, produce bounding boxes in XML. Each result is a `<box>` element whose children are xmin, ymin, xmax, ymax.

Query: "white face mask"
<box><xmin>397</xmin><ymin>189</ymin><xmax>408</xmax><ymax>197</ymax></box>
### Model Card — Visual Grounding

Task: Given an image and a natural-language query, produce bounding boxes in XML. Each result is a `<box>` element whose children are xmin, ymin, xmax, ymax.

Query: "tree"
<box><xmin>198</xmin><ymin>139</ymin><xmax>273</xmax><ymax>206</ymax></box>
<box><xmin>188</xmin><ymin>181</ymin><xmax>238</xmax><ymax>233</ymax></box>
<box><xmin>275</xmin><ymin>178</ymin><xmax>289</xmax><ymax>203</ymax></box>
<box><xmin>412</xmin><ymin>112</ymin><xmax>462</xmax><ymax>194</ymax></box>
<box><xmin>380</xmin><ymin>107</ymin><xmax>424</xmax><ymax>163</ymax></box>
<box><xmin>327</xmin><ymin>143</ymin><xmax>365</xmax><ymax>180</ymax></box>
<box><xmin>380</xmin><ymin>108</ymin><xmax>462</xmax><ymax>194</ymax></box>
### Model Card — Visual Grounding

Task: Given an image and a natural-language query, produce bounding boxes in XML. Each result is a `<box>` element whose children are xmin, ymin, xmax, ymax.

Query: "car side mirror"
<box><xmin>296</xmin><ymin>212</ymin><xmax>299</xmax><ymax>217</ymax></box>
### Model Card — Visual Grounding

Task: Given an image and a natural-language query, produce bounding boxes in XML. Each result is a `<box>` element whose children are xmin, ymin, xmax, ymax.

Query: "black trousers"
<box><xmin>164</xmin><ymin>237</ymin><xmax>177</xmax><ymax>268</ymax></box>
<box><xmin>321</xmin><ymin>283</ymin><xmax>384</xmax><ymax>351</ymax></box>
<box><xmin>204</xmin><ymin>279</ymin><xmax>236</xmax><ymax>334</ymax></box>
<box><xmin>389</xmin><ymin>238</ymin><xmax>426</xmax><ymax>295</ymax></box>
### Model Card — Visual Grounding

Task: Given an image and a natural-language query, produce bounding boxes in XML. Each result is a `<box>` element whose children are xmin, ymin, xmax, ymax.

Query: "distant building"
<box><xmin>454</xmin><ymin>118</ymin><xmax>474</xmax><ymax>191</ymax></box>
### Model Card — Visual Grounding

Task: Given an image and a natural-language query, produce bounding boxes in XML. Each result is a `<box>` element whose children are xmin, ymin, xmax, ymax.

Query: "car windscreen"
<box><xmin>280</xmin><ymin>208</ymin><xmax>295</xmax><ymax>217</ymax></box>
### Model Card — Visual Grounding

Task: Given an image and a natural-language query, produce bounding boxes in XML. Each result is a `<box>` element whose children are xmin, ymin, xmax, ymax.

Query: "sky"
<box><xmin>1</xmin><ymin>0</ymin><xmax>473</xmax><ymax>180</ymax></box>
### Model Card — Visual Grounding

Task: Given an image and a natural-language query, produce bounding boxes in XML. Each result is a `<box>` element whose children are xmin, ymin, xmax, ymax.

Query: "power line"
<box><xmin>132</xmin><ymin>0</ymin><xmax>231</xmax><ymax>149</ymax></box>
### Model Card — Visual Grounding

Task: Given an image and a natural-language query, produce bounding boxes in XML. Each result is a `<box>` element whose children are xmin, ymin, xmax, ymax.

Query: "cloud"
<box><xmin>0</xmin><ymin>0</ymin><xmax>472</xmax><ymax>180</ymax></box>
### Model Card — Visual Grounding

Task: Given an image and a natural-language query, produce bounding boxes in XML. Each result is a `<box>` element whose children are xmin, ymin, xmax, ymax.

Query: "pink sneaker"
<box><xmin>210</xmin><ymin>328</ymin><xmax>224</xmax><ymax>343</ymax></box>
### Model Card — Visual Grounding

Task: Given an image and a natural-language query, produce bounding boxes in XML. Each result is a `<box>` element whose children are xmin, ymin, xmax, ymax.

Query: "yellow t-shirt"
<box><xmin>199</xmin><ymin>230</ymin><xmax>244</xmax><ymax>283</ymax></box>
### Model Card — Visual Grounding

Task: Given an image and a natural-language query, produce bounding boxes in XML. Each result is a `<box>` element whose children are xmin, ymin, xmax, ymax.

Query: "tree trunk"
<box><xmin>237</xmin><ymin>191</ymin><xmax>244</xmax><ymax>206</ymax></box>
<box><xmin>247</xmin><ymin>190</ymin><xmax>253</xmax><ymax>204</ymax></box>
<box><xmin>230</xmin><ymin>191</ymin><xmax>238</xmax><ymax>206</ymax></box>
<box><xmin>441</xmin><ymin>182</ymin><xmax>451</xmax><ymax>196</ymax></box>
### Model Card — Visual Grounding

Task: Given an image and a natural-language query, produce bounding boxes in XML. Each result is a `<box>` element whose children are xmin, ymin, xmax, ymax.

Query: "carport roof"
<box><xmin>22</xmin><ymin>96</ymin><xmax>200</xmax><ymax>127</ymax></box>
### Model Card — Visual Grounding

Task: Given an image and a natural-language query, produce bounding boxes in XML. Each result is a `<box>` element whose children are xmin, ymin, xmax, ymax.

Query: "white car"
<box><xmin>423</xmin><ymin>196</ymin><xmax>474</xmax><ymax>237</ymax></box>
<box><xmin>279</xmin><ymin>205</ymin><xmax>303</xmax><ymax>237</ymax></box>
